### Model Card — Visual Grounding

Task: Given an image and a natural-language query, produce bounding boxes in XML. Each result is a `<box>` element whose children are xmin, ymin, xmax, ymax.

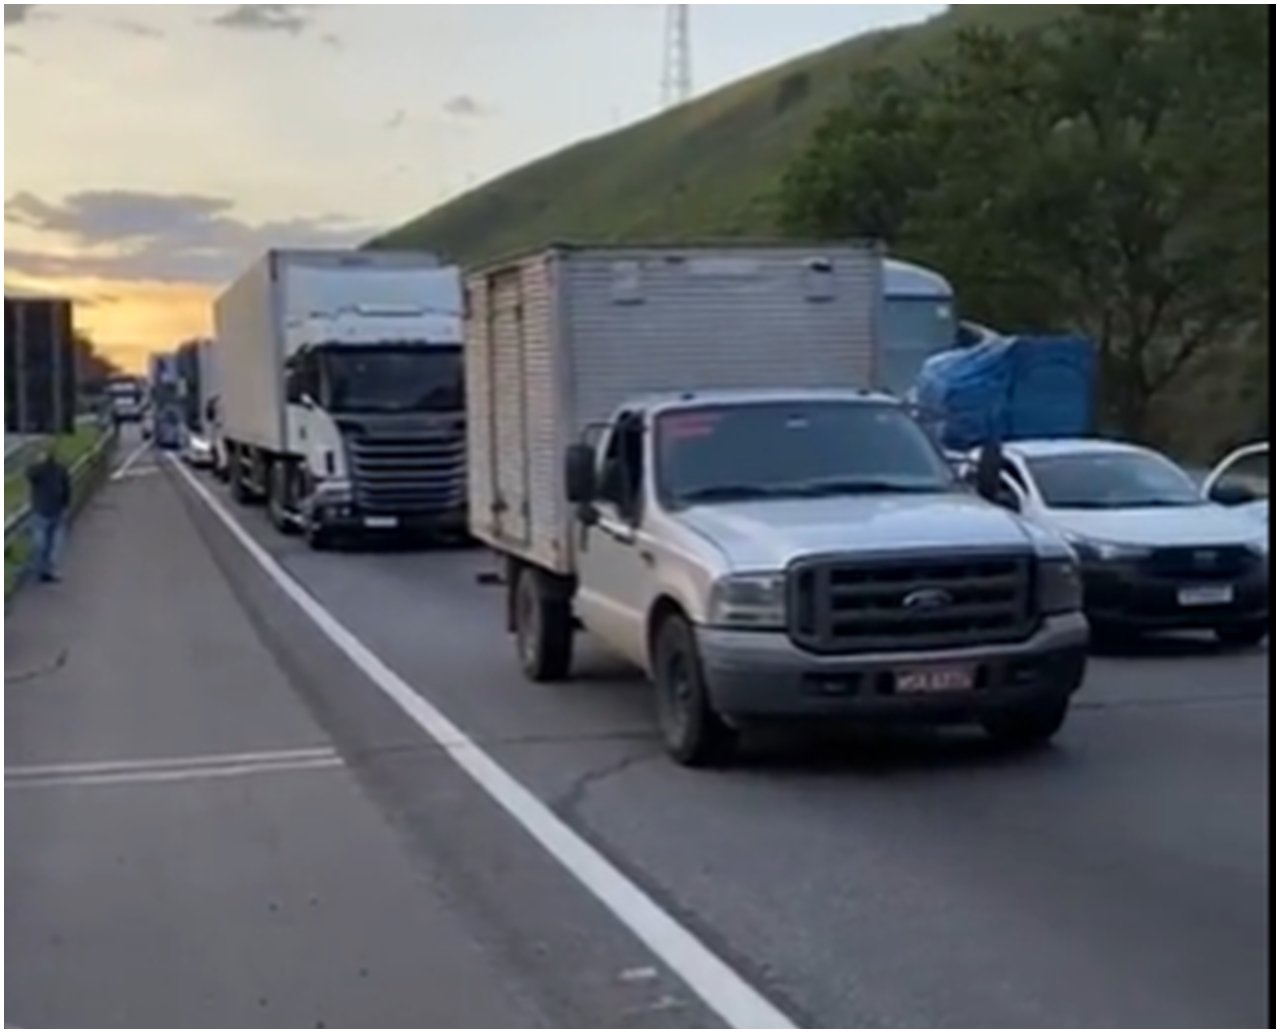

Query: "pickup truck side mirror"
<box><xmin>564</xmin><ymin>443</ymin><xmax>597</xmax><ymax>505</ymax></box>
<box><xmin>993</xmin><ymin>484</ymin><xmax>1022</xmax><ymax>513</ymax></box>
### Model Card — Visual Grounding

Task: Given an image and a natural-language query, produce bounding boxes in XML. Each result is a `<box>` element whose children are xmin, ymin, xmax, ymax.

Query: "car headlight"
<box><xmin>708</xmin><ymin>572</ymin><xmax>786</xmax><ymax>630</ymax></box>
<box><xmin>1037</xmin><ymin>557</ymin><xmax>1083</xmax><ymax>615</ymax></box>
<box><xmin>1064</xmin><ymin>534</ymin><xmax>1151</xmax><ymax>563</ymax></box>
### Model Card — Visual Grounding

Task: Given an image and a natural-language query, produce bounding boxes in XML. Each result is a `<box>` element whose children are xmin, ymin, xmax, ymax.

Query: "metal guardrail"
<box><xmin>4</xmin><ymin>424</ymin><xmax>120</xmax><ymax>595</ymax></box>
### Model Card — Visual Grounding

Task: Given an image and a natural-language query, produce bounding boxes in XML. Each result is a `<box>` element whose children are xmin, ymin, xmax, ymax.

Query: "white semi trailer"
<box><xmin>214</xmin><ymin>249</ymin><xmax>467</xmax><ymax>547</ymax></box>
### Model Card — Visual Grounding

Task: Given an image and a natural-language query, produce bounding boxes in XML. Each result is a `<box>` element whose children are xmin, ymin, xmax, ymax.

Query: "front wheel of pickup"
<box><xmin>981</xmin><ymin>697</ymin><xmax>1069</xmax><ymax>749</ymax></box>
<box><xmin>514</xmin><ymin>566</ymin><xmax>573</xmax><ymax>682</ymax></box>
<box><xmin>653</xmin><ymin>614</ymin><xmax>737</xmax><ymax>767</ymax></box>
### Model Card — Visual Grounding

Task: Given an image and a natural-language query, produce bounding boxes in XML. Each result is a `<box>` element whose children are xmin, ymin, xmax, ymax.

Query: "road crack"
<box><xmin>5</xmin><ymin>647</ymin><xmax>69</xmax><ymax>686</ymax></box>
<box><xmin>552</xmin><ymin>746</ymin><xmax>661</xmax><ymax>822</ymax></box>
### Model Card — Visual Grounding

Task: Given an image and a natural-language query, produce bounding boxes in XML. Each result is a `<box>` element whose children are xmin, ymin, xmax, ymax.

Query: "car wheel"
<box><xmin>653</xmin><ymin>614</ymin><xmax>737</xmax><ymax>767</ymax></box>
<box><xmin>1215</xmin><ymin>620</ymin><xmax>1269</xmax><ymax>648</ymax></box>
<box><xmin>982</xmin><ymin>696</ymin><xmax>1069</xmax><ymax>749</ymax></box>
<box><xmin>513</xmin><ymin>566</ymin><xmax>573</xmax><ymax>682</ymax></box>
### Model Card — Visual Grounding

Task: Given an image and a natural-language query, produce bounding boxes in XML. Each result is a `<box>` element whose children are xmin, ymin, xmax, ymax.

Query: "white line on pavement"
<box><xmin>6</xmin><ymin>755</ymin><xmax>342</xmax><ymax>790</ymax></box>
<box><xmin>167</xmin><ymin>456</ymin><xmax>797</xmax><ymax>1030</ymax></box>
<box><xmin>6</xmin><ymin>746</ymin><xmax>337</xmax><ymax>779</ymax></box>
<box><xmin>110</xmin><ymin>439</ymin><xmax>152</xmax><ymax>480</ymax></box>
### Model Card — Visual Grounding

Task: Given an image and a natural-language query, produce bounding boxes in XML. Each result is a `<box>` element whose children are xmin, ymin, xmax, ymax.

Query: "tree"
<box><xmin>780</xmin><ymin>6</ymin><xmax>1271</xmax><ymax>438</ymax></box>
<box><xmin>73</xmin><ymin>333</ymin><xmax>122</xmax><ymax>392</ymax></box>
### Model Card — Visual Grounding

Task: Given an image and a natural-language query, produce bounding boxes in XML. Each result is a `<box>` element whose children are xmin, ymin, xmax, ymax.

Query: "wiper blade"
<box><xmin>792</xmin><ymin>479</ymin><xmax>944</xmax><ymax>496</ymax></box>
<box><xmin>679</xmin><ymin>484</ymin><xmax>786</xmax><ymax>503</ymax></box>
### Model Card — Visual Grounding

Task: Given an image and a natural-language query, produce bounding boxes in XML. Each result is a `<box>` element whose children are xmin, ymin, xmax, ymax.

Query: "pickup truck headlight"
<box><xmin>708</xmin><ymin>572</ymin><xmax>786</xmax><ymax>630</ymax></box>
<box><xmin>1037</xmin><ymin>557</ymin><xmax>1083</xmax><ymax>615</ymax></box>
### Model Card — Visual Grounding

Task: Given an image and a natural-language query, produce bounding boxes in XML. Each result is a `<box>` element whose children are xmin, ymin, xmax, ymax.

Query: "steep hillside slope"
<box><xmin>370</xmin><ymin>6</ymin><xmax>1062</xmax><ymax>263</ymax></box>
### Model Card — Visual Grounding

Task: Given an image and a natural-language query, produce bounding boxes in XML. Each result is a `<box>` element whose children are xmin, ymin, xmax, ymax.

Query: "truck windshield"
<box><xmin>320</xmin><ymin>344</ymin><xmax>462</xmax><ymax>414</ymax></box>
<box><xmin>655</xmin><ymin>400</ymin><xmax>956</xmax><ymax>508</ymax></box>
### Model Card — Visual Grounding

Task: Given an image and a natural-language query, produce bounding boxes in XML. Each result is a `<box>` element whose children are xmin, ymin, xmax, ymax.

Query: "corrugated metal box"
<box><xmin>465</xmin><ymin>242</ymin><xmax>883</xmax><ymax>573</ymax></box>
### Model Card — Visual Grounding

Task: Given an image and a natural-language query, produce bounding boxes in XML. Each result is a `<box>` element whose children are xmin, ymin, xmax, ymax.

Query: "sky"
<box><xmin>4</xmin><ymin>3</ymin><xmax>940</xmax><ymax>372</ymax></box>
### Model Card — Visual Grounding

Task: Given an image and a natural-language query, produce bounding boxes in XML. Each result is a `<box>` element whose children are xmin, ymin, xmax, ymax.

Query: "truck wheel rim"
<box><xmin>661</xmin><ymin>649</ymin><xmax>693</xmax><ymax>743</ymax></box>
<box><xmin>517</xmin><ymin>578</ymin><xmax>539</xmax><ymax>667</ymax></box>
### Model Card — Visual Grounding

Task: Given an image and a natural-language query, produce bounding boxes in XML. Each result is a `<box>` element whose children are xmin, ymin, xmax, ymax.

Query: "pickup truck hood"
<box><xmin>677</xmin><ymin>493</ymin><xmax>1047</xmax><ymax>570</ymax></box>
<box><xmin>1045</xmin><ymin>504</ymin><xmax>1266</xmax><ymax>547</ymax></box>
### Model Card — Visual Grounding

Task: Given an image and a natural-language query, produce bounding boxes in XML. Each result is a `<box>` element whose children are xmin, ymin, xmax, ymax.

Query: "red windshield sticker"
<box><xmin>662</xmin><ymin>413</ymin><xmax>723</xmax><ymax>440</ymax></box>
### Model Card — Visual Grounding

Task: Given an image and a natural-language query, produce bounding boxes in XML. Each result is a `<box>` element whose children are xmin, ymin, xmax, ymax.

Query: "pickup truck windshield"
<box><xmin>320</xmin><ymin>344</ymin><xmax>462</xmax><ymax>414</ymax></box>
<box><xmin>1027</xmin><ymin>451</ymin><xmax>1202</xmax><ymax>509</ymax></box>
<box><xmin>656</xmin><ymin>400</ymin><xmax>955</xmax><ymax>508</ymax></box>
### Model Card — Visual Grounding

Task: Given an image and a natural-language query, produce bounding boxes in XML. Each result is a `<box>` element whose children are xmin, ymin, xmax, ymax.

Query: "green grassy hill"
<box><xmin>370</xmin><ymin>6</ymin><xmax>1063</xmax><ymax>262</ymax></box>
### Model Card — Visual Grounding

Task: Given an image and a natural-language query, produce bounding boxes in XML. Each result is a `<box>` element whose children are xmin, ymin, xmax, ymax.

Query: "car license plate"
<box><xmin>363</xmin><ymin>516</ymin><xmax>398</xmax><ymax>530</ymax></box>
<box><xmin>895</xmin><ymin>666</ymin><xmax>975</xmax><ymax>694</ymax></box>
<box><xmin>1178</xmin><ymin>584</ymin><xmax>1233</xmax><ymax>607</ymax></box>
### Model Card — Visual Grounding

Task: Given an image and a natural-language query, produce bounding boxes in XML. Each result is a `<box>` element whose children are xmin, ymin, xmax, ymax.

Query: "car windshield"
<box><xmin>655</xmin><ymin>400</ymin><xmax>956</xmax><ymax>507</ymax></box>
<box><xmin>320</xmin><ymin>344</ymin><xmax>462</xmax><ymax>414</ymax></box>
<box><xmin>1027</xmin><ymin>450</ymin><xmax>1202</xmax><ymax>509</ymax></box>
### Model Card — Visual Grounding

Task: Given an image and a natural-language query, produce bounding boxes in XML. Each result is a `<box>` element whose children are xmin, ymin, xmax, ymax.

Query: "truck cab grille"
<box><xmin>346</xmin><ymin>427</ymin><xmax>466</xmax><ymax>515</ymax></box>
<box><xmin>788</xmin><ymin>550</ymin><xmax>1036</xmax><ymax>654</ymax></box>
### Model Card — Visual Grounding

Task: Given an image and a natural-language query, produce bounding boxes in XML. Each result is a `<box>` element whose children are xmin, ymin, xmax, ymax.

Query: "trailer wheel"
<box><xmin>514</xmin><ymin>565</ymin><xmax>573</xmax><ymax>682</ymax></box>
<box><xmin>228</xmin><ymin>448</ymin><xmax>254</xmax><ymax>505</ymax></box>
<box><xmin>267</xmin><ymin>461</ymin><xmax>298</xmax><ymax>535</ymax></box>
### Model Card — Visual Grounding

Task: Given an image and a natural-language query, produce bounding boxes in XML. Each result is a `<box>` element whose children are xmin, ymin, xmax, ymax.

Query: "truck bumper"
<box><xmin>697</xmin><ymin>613</ymin><xmax>1089</xmax><ymax>724</ymax></box>
<box><xmin>311</xmin><ymin>502</ymin><xmax>468</xmax><ymax>538</ymax></box>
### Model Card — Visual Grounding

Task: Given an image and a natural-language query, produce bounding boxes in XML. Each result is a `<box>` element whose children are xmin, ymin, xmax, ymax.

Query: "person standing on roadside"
<box><xmin>26</xmin><ymin>445</ymin><xmax>71</xmax><ymax>583</ymax></box>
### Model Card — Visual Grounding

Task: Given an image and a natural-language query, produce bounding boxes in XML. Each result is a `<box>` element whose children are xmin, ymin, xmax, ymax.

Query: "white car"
<box><xmin>969</xmin><ymin>438</ymin><xmax>1270</xmax><ymax>646</ymax></box>
<box><xmin>183</xmin><ymin>431</ymin><xmax>215</xmax><ymax>469</ymax></box>
<box><xmin>1202</xmin><ymin>442</ymin><xmax>1269</xmax><ymax>527</ymax></box>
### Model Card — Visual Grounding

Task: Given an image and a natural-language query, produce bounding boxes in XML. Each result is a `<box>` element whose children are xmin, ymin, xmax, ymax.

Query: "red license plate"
<box><xmin>895</xmin><ymin>666</ymin><xmax>975</xmax><ymax>694</ymax></box>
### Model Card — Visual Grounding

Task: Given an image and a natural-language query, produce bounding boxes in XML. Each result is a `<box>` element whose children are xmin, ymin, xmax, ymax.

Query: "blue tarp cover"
<box><xmin>914</xmin><ymin>334</ymin><xmax>1096</xmax><ymax>451</ymax></box>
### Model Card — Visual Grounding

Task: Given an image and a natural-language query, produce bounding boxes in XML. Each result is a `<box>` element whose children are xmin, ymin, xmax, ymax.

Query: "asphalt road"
<box><xmin>7</xmin><ymin>440</ymin><xmax>1272</xmax><ymax>1027</ymax></box>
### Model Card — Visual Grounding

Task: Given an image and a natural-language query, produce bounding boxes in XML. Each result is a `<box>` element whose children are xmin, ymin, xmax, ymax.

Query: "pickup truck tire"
<box><xmin>653</xmin><ymin>614</ymin><xmax>737</xmax><ymax>767</ymax></box>
<box><xmin>1215</xmin><ymin>621</ymin><xmax>1269</xmax><ymax>648</ymax></box>
<box><xmin>981</xmin><ymin>697</ymin><xmax>1069</xmax><ymax>749</ymax></box>
<box><xmin>514</xmin><ymin>566</ymin><xmax>573</xmax><ymax>682</ymax></box>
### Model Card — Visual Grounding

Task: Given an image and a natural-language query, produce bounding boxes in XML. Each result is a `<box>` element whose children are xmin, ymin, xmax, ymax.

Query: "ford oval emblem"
<box><xmin>902</xmin><ymin>587</ymin><xmax>953</xmax><ymax>610</ymax></box>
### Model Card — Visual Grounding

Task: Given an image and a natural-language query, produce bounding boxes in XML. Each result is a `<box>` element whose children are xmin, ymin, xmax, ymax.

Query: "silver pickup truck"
<box><xmin>465</xmin><ymin>244</ymin><xmax>1088</xmax><ymax>765</ymax></box>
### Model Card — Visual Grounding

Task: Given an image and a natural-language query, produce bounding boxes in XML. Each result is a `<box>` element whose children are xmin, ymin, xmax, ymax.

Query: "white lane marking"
<box><xmin>6</xmin><ymin>755</ymin><xmax>342</xmax><ymax>790</ymax></box>
<box><xmin>113</xmin><ymin>467</ymin><xmax>160</xmax><ymax>481</ymax></box>
<box><xmin>110</xmin><ymin>439</ymin><xmax>152</xmax><ymax>480</ymax></box>
<box><xmin>168</xmin><ymin>456</ymin><xmax>796</xmax><ymax>1029</ymax></box>
<box><xmin>6</xmin><ymin>746</ymin><xmax>337</xmax><ymax>779</ymax></box>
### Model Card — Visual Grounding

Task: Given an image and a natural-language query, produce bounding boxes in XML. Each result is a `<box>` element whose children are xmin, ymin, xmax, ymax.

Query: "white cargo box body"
<box><xmin>214</xmin><ymin>249</ymin><xmax>444</xmax><ymax>452</ymax></box>
<box><xmin>465</xmin><ymin>242</ymin><xmax>884</xmax><ymax>574</ymax></box>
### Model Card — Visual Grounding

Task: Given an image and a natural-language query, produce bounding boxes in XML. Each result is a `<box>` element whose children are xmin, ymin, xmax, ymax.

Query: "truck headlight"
<box><xmin>708</xmin><ymin>572</ymin><xmax>786</xmax><ymax>630</ymax></box>
<box><xmin>1037</xmin><ymin>557</ymin><xmax>1083</xmax><ymax>615</ymax></box>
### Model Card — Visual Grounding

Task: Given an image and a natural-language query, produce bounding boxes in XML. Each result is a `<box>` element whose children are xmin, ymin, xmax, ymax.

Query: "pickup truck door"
<box><xmin>574</xmin><ymin>414</ymin><xmax>653</xmax><ymax>668</ymax></box>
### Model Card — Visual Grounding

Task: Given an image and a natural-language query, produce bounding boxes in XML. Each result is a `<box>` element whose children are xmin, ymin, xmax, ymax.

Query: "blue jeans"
<box><xmin>31</xmin><ymin>513</ymin><xmax>65</xmax><ymax>580</ymax></box>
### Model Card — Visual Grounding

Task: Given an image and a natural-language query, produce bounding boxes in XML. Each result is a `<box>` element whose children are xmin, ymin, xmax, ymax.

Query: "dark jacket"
<box><xmin>27</xmin><ymin>457</ymin><xmax>71</xmax><ymax>518</ymax></box>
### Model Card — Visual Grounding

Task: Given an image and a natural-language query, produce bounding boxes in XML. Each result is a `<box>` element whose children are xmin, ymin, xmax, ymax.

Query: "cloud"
<box><xmin>5</xmin><ymin>43</ymin><xmax>24</xmax><ymax>56</ymax></box>
<box><xmin>442</xmin><ymin>94</ymin><xmax>491</xmax><ymax>119</ymax></box>
<box><xmin>4</xmin><ymin>5</ymin><xmax>34</xmax><ymax>26</ymax></box>
<box><xmin>320</xmin><ymin>31</ymin><xmax>341</xmax><ymax>50</ymax></box>
<box><xmin>384</xmin><ymin>109</ymin><xmax>406</xmax><ymax>131</ymax></box>
<box><xmin>113</xmin><ymin>18</ymin><xmax>164</xmax><ymax>39</ymax></box>
<box><xmin>5</xmin><ymin>190</ymin><xmax>375</xmax><ymax>285</ymax></box>
<box><xmin>212</xmin><ymin>4</ymin><xmax>311</xmax><ymax>35</ymax></box>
